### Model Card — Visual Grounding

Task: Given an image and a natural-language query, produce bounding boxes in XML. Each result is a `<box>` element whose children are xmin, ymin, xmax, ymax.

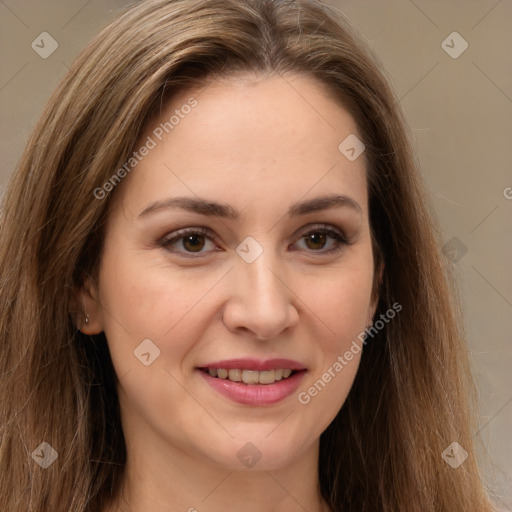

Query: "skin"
<box><xmin>81</xmin><ymin>72</ymin><xmax>377</xmax><ymax>512</ymax></box>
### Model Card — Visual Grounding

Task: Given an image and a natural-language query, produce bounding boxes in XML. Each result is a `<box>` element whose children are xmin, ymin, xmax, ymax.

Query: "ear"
<box><xmin>73</xmin><ymin>275</ymin><xmax>104</xmax><ymax>335</ymax></box>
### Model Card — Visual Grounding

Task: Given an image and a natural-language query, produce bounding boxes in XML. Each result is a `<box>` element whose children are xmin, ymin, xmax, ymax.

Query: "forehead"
<box><xmin>116</xmin><ymin>72</ymin><xmax>368</xmax><ymax>218</ymax></box>
<box><xmin>159</xmin><ymin>72</ymin><xmax>360</xmax><ymax>156</ymax></box>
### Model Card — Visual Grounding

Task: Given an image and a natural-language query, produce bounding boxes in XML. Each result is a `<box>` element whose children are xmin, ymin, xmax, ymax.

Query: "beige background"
<box><xmin>1</xmin><ymin>0</ymin><xmax>511</xmax><ymax>508</ymax></box>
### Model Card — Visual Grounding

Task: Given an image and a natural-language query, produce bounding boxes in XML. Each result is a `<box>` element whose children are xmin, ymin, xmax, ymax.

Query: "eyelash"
<box><xmin>159</xmin><ymin>224</ymin><xmax>349</xmax><ymax>258</ymax></box>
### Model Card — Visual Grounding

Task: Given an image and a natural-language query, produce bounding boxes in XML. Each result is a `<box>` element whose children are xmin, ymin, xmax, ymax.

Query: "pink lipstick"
<box><xmin>197</xmin><ymin>358</ymin><xmax>307</xmax><ymax>406</ymax></box>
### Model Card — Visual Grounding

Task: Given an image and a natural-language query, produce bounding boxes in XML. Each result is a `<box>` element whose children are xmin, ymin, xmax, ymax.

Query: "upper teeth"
<box><xmin>207</xmin><ymin>368</ymin><xmax>293</xmax><ymax>384</ymax></box>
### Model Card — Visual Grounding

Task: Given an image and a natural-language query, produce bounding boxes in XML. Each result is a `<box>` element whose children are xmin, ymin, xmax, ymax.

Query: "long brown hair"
<box><xmin>0</xmin><ymin>0</ymin><xmax>494</xmax><ymax>510</ymax></box>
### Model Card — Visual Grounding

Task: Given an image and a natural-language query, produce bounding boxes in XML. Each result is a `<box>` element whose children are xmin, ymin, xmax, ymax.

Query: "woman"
<box><xmin>0</xmin><ymin>0</ymin><xmax>494</xmax><ymax>510</ymax></box>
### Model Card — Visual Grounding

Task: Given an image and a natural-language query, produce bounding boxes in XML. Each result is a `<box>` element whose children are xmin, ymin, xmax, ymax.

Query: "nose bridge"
<box><xmin>237</xmin><ymin>238</ymin><xmax>286</xmax><ymax>308</ymax></box>
<box><xmin>223</xmin><ymin>237</ymin><xmax>297</xmax><ymax>339</ymax></box>
<box><xmin>245</xmin><ymin>250</ymin><xmax>282</xmax><ymax>301</ymax></box>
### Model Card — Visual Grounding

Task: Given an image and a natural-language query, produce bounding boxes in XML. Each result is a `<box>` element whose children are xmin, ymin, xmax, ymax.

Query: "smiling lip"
<box><xmin>199</xmin><ymin>358</ymin><xmax>306</xmax><ymax>371</ymax></box>
<box><xmin>197</xmin><ymin>358</ymin><xmax>307</xmax><ymax>406</ymax></box>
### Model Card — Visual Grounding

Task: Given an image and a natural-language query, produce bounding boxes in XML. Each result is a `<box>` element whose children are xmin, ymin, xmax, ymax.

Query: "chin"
<box><xmin>201</xmin><ymin>432</ymin><xmax>313</xmax><ymax>472</ymax></box>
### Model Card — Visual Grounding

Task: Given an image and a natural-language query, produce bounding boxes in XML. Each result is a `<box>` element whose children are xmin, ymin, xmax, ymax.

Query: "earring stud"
<box><xmin>81</xmin><ymin>292</ymin><xmax>90</xmax><ymax>329</ymax></box>
<box><xmin>80</xmin><ymin>313</ymin><xmax>90</xmax><ymax>330</ymax></box>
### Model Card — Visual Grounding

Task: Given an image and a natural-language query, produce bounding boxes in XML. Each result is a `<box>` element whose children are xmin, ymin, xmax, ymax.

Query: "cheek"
<box><xmin>297</xmin><ymin>282</ymin><xmax>367</xmax><ymax>426</ymax></box>
<box><xmin>310</xmin><ymin>257</ymin><xmax>374</xmax><ymax>353</ymax></box>
<box><xmin>95</xmin><ymin>250</ymin><xmax>205</xmax><ymax>385</ymax></box>
<box><xmin>97</xmin><ymin>244</ymin><xmax>213</xmax><ymax>340</ymax></box>
<box><xmin>296</xmin><ymin>253</ymin><xmax>373</xmax><ymax>415</ymax></box>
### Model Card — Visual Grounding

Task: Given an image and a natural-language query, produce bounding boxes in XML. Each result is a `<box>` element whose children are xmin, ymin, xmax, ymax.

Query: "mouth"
<box><xmin>196</xmin><ymin>358</ymin><xmax>307</xmax><ymax>406</ymax></box>
<box><xmin>198</xmin><ymin>367</ymin><xmax>297</xmax><ymax>385</ymax></box>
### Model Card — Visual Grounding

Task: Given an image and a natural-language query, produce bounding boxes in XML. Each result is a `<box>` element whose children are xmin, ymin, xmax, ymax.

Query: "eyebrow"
<box><xmin>138</xmin><ymin>193</ymin><xmax>362</xmax><ymax>219</ymax></box>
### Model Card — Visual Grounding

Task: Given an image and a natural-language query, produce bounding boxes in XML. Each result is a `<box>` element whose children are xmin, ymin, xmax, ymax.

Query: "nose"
<box><xmin>222</xmin><ymin>250</ymin><xmax>299</xmax><ymax>341</ymax></box>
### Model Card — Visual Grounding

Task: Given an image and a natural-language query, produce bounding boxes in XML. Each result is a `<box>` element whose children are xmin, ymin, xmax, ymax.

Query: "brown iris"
<box><xmin>182</xmin><ymin>234</ymin><xmax>206</xmax><ymax>252</ymax></box>
<box><xmin>304</xmin><ymin>232</ymin><xmax>327</xmax><ymax>251</ymax></box>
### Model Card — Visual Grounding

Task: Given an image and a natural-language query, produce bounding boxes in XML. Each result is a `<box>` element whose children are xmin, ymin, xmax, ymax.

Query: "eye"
<box><xmin>293</xmin><ymin>224</ymin><xmax>348</xmax><ymax>254</ymax></box>
<box><xmin>159</xmin><ymin>227</ymin><xmax>217</xmax><ymax>256</ymax></box>
<box><xmin>159</xmin><ymin>224</ymin><xmax>348</xmax><ymax>257</ymax></box>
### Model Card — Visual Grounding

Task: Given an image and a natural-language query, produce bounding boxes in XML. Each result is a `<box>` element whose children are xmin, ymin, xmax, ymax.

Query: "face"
<box><xmin>83</xmin><ymin>73</ymin><xmax>376</xmax><ymax>472</ymax></box>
